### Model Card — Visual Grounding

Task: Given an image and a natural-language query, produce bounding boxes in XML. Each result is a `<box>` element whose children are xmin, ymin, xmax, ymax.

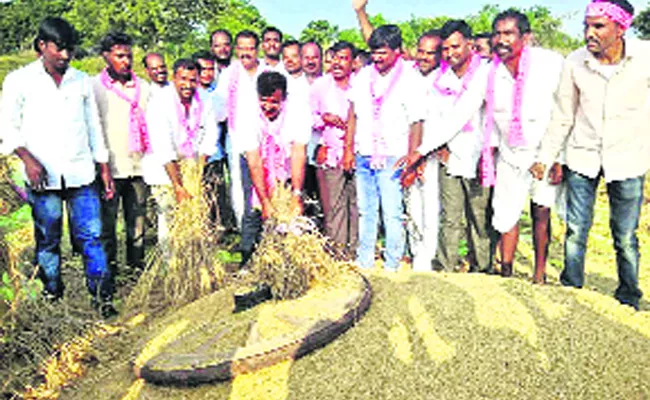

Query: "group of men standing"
<box><xmin>0</xmin><ymin>0</ymin><xmax>647</xmax><ymax>317</ymax></box>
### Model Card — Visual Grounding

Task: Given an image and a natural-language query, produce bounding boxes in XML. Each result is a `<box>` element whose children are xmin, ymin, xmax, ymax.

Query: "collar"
<box><xmin>105</xmin><ymin>69</ymin><xmax>137</xmax><ymax>88</ymax></box>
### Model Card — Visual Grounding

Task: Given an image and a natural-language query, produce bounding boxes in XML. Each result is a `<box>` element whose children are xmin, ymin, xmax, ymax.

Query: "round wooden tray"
<box><xmin>135</xmin><ymin>272</ymin><xmax>372</xmax><ymax>385</ymax></box>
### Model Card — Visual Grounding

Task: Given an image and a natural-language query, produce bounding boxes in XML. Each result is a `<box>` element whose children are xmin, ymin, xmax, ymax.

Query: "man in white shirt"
<box><xmin>531</xmin><ymin>0</ymin><xmax>645</xmax><ymax>309</ymax></box>
<box><xmin>217</xmin><ymin>30</ymin><xmax>277</xmax><ymax>267</ymax></box>
<box><xmin>210</xmin><ymin>29</ymin><xmax>233</xmax><ymax>83</ymax></box>
<box><xmin>93</xmin><ymin>31</ymin><xmax>150</xmax><ymax>272</ymax></box>
<box><xmin>260</xmin><ymin>27</ymin><xmax>283</xmax><ymax>72</ymax></box>
<box><xmin>144</xmin><ymin>59</ymin><xmax>218</xmax><ymax>243</ymax></box>
<box><xmin>345</xmin><ymin>25</ymin><xmax>426</xmax><ymax>271</ymax></box>
<box><xmin>301</xmin><ymin>41</ymin><xmax>323</xmax><ymax>85</ymax></box>
<box><xmin>243</xmin><ymin>71</ymin><xmax>310</xmax><ymax>224</ymax></box>
<box><xmin>311</xmin><ymin>41</ymin><xmax>359</xmax><ymax>256</ymax></box>
<box><xmin>192</xmin><ymin>51</ymin><xmax>236</xmax><ymax>232</ymax></box>
<box><xmin>485</xmin><ymin>10</ymin><xmax>564</xmax><ymax>282</ymax></box>
<box><xmin>404</xmin><ymin>20</ymin><xmax>492</xmax><ymax>273</ymax></box>
<box><xmin>402</xmin><ymin>29</ymin><xmax>443</xmax><ymax>272</ymax></box>
<box><xmin>0</xmin><ymin>17</ymin><xmax>116</xmax><ymax>317</ymax></box>
<box><xmin>142</xmin><ymin>52</ymin><xmax>168</xmax><ymax>89</ymax></box>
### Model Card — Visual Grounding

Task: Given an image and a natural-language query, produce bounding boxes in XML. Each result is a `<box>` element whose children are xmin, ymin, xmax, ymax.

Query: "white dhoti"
<box><xmin>492</xmin><ymin>159</ymin><xmax>565</xmax><ymax>233</ymax></box>
<box><xmin>405</xmin><ymin>157</ymin><xmax>440</xmax><ymax>272</ymax></box>
<box><xmin>228</xmin><ymin>151</ymin><xmax>244</xmax><ymax>229</ymax></box>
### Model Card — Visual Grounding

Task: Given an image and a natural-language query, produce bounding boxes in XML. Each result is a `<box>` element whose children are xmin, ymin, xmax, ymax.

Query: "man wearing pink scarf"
<box><xmin>93</xmin><ymin>32</ymin><xmax>151</xmax><ymax>272</ymax></box>
<box><xmin>345</xmin><ymin>25</ymin><xmax>426</xmax><ymax>271</ymax></box>
<box><xmin>311</xmin><ymin>41</ymin><xmax>359</xmax><ymax>257</ymax></box>
<box><xmin>483</xmin><ymin>10</ymin><xmax>565</xmax><ymax>283</ymax></box>
<box><xmin>242</xmin><ymin>72</ymin><xmax>310</xmax><ymax>221</ymax></box>
<box><xmin>532</xmin><ymin>0</ymin><xmax>646</xmax><ymax>310</ymax></box>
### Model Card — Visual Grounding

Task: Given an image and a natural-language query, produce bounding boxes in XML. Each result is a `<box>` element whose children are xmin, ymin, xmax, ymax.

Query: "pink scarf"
<box><xmin>321</xmin><ymin>75</ymin><xmax>350</xmax><ymax>168</ymax></box>
<box><xmin>480</xmin><ymin>46</ymin><xmax>531</xmax><ymax>187</ymax></box>
<box><xmin>586</xmin><ymin>1</ymin><xmax>633</xmax><ymax>30</ymax></box>
<box><xmin>174</xmin><ymin>90</ymin><xmax>203</xmax><ymax>158</ymax></box>
<box><xmin>99</xmin><ymin>68</ymin><xmax>150</xmax><ymax>154</ymax></box>
<box><xmin>227</xmin><ymin>61</ymin><xmax>241</xmax><ymax>132</ymax></box>
<box><xmin>432</xmin><ymin>53</ymin><xmax>482</xmax><ymax>132</ymax></box>
<box><xmin>252</xmin><ymin>108</ymin><xmax>289</xmax><ymax>208</ymax></box>
<box><xmin>369</xmin><ymin>57</ymin><xmax>404</xmax><ymax>169</ymax></box>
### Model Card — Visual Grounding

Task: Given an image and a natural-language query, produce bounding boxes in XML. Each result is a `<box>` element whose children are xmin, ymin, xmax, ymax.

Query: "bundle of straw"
<box><xmin>251</xmin><ymin>185</ymin><xmax>342</xmax><ymax>300</ymax></box>
<box><xmin>0</xmin><ymin>155</ymin><xmax>27</xmax><ymax>216</ymax></box>
<box><xmin>127</xmin><ymin>158</ymin><xmax>225</xmax><ymax>312</ymax></box>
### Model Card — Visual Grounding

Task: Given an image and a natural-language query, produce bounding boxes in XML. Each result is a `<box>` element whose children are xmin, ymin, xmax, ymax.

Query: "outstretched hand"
<box><xmin>352</xmin><ymin>0</ymin><xmax>368</xmax><ymax>11</ymax></box>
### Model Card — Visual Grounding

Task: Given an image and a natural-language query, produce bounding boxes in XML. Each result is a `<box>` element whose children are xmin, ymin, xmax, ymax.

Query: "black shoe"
<box><xmin>92</xmin><ymin>299</ymin><xmax>118</xmax><ymax>319</ymax></box>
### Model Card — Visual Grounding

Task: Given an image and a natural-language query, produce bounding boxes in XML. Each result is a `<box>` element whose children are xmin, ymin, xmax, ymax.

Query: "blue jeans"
<box><xmin>355</xmin><ymin>155</ymin><xmax>405</xmax><ymax>270</ymax></box>
<box><xmin>29</xmin><ymin>183</ymin><xmax>112</xmax><ymax>300</ymax></box>
<box><xmin>562</xmin><ymin>169</ymin><xmax>644</xmax><ymax>308</ymax></box>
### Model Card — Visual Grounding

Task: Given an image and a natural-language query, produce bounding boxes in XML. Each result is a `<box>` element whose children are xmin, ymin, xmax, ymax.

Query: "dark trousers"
<box><xmin>316</xmin><ymin>167</ymin><xmax>359</xmax><ymax>256</ymax></box>
<box><xmin>562</xmin><ymin>168</ymin><xmax>644</xmax><ymax>308</ymax></box>
<box><xmin>203</xmin><ymin>159</ymin><xmax>237</xmax><ymax>231</ymax></box>
<box><xmin>99</xmin><ymin>177</ymin><xmax>148</xmax><ymax>270</ymax></box>
<box><xmin>239</xmin><ymin>155</ymin><xmax>262</xmax><ymax>263</ymax></box>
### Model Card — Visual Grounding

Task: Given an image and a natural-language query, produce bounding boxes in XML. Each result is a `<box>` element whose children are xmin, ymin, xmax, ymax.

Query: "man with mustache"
<box><xmin>400</xmin><ymin>28</ymin><xmax>443</xmax><ymax>271</ymax></box>
<box><xmin>311</xmin><ymin>41</ymin><xmax>359</xmax><ymax>257</ymax></box>
<box><xmin>301</xmin><ymin>41</ymin><xmax>323</xmax><ymax>85</ymax></box>
<box><xmin>93</xmin><ymin>32</ymin><xmax>151</xmax><ymax>273</ymax></box>
<box><xmin>144</xmin><ymin>59</ymin><xmax>218</xmax><ymax>245</ymax></box>
<box><xmin>345</xmin><ymin>25</ymin><xmax>426</xmax><ymax>271</ymax></box>
<box><xmin>260</xmin><ymin>27</ymin><xmax>284</xmax><ymax>72</ymax></box>
<box><xmin>143</xmin><ymin>52</ymin><xmax>168</xmax><ymax>89</ymax></box>
<box><xmin>531</xmin><ymin>0</ymin><xmax>646</xmax><ymax>309</ymax></box>
<box><xmin>210</xmin><ymin>29</ymin><xmax>233</xmax><ymax>78</ymax></box>
<box><xmin>482</xmin><ymin>10</ymin><xmax>565</xmax><ymax>283</ymax></box>
<box><xmin>0</xmin><ymin>17</ymin><xmax>116</xmax><ymax>317</ymax></box>
<box><xmin>473</xmin><ymin>32</ymin><xmax>493</xmax><ymax>59</ymax></box>
<box><xmin>243</xmin><ymin>71</ymin><xmax>310</xmax><ymax>222</ymax></box>
<box><xmin>217</xmin><ymin>30</ymin><xmax>279</xmax><ymax>268</ymax></box>
<box><xmin>402</xmin><ymin>20</ymin><xmax>491</xmax><ymax>273</ymax></box>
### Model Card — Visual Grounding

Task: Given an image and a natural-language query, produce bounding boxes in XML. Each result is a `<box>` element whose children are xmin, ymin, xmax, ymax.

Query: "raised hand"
<box><xmin>352</xmin><ymin>0</ymin><xmax>368</xmax><ymax>11</ymax></box>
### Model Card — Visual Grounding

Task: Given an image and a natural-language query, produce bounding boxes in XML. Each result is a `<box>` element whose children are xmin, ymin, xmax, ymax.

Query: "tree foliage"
<box><xmin>299</xmin><ymin>20</ymin><xmax>339</xmax><ymax>48</ymax></box>
<box><xmin>0</xmin><ymin>0</ymin><xmax>266</xmax><ymax>56</ymax></box>
<box><xmin>633</xmin><ymin>4</ymin><xmax>650</xmax><ymax>39</ymax></box>
<box><xmin>326</xmin><ymin>4</ymin><xmax>581</xmax><ymax>54</ymax></box>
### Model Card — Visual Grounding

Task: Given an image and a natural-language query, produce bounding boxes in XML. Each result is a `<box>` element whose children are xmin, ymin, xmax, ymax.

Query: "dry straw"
<box><xmin>126</xmin><ymin>158</ymin><xmax>225</xmax><ymax>312</ymax></box>
<box><xmin>250</xmin><ymin>185</ymin><xmax>345</xmax><ymax>300</ymax></box>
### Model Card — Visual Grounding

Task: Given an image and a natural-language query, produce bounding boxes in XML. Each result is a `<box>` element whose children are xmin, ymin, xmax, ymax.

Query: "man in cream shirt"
<box><xmin>531</xmin><ymin>0</ymin><xmax>647</xmax><ymax>310</ymax></box>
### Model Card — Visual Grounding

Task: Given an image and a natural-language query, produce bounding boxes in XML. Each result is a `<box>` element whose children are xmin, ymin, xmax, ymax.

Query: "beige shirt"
<box><xmin>92</xmin><ymin>74</ymin><xmax>151</xmax><ymax>179</ymax></box>
<box><xmin>538</xmin><ymin>39</ymin><xmax>650</xmax><ymax>182</ymax></box>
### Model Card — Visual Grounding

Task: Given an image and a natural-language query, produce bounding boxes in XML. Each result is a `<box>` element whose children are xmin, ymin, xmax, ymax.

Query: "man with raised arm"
<box><xmin>93</xmin><ymin>31</ymin><xmax>150</xmax><ymax>272</ymax></box>
<box><xmin>531</xmin><ymin>0</ymin><xmax>647</xmax><ymax>309</ymax></box>
<box><xmin>0</xmin><ymin>17</ymin><xmax>116</xmax><ymax>317</ymax></box>
<box><xmin>345</xmin><ymin>25</ymin><xmax>426</xmax><ymax>271</ymax></box>
<box><xmin>311</xmin><ymin>41</ymin><xmax>359</xmax><ymax>256</ymax></box>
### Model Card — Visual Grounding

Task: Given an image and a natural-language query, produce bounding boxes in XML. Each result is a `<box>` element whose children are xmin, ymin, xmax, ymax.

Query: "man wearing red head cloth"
<box><xmin>531</xmin><ymin>0</ymin><xmax>647</xmax><ymax>310</ymax></box>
